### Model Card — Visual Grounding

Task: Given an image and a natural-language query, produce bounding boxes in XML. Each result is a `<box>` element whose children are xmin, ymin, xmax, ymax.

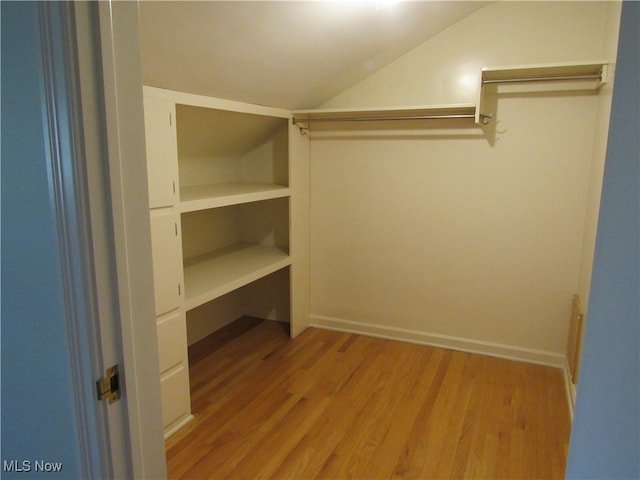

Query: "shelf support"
<box><xmin>292</xmin><ymin>118</ymin><xmax>309</xmax><ymax>135</ymax></box>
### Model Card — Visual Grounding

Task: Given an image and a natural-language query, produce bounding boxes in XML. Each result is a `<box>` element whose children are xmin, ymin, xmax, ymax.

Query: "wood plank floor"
<box><xmin>165</xmin><ymin>317</ymin><xmax>571</xmax><ymax>479</ymax></box>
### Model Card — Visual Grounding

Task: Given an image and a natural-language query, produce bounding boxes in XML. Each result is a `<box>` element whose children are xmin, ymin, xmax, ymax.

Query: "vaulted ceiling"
<box><xmin>139</xmin><ymin>1</ymin><xmax>489</xmax><ymax>110</ymax></box>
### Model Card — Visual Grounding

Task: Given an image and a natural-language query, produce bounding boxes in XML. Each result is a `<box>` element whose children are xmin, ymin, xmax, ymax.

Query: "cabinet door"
<box><xmin>160</xmin><ymin>366</ymin><xmax>190</xmax><ymax>429</ymax></box>
<box><xmin>150</xmin><ymin>212</ymin><xmax>182</xmax><ymax>316</ymax></box>
<box><xmin>144</xmin><ymin>94</ymin><xmax>178</xmax><ymax>208</ymax></box>
<box><xmin>156</xmin><ymin>311</ymin><xmax>188</xmax><ymax>374</ymax></box>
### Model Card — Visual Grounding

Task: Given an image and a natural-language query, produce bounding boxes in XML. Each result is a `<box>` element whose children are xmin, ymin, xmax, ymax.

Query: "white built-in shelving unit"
<box><xmin>174</xmin><ymin>96</ymin><xmax>292</xmax><ymax>313</ymax></box>
<box><xmin>143</xmin><ymin>86</ymin><xmax>308</xmax><ymax>438</ymax></box>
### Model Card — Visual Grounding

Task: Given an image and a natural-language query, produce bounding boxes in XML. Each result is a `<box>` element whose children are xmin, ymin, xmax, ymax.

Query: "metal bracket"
<box><xmin>292</xmin><ymin>117</ymin><xmax>309</xmax><ymax>135</ymax></box>
<box><xmin>96</xmin><ymin>364</ymin><xmax>121</xmax><ymax>404</ymax></box>
<box><xmin>479</xmin><ymin>113</ymin><xmax>494</xmax><ymax>125</ymax></box>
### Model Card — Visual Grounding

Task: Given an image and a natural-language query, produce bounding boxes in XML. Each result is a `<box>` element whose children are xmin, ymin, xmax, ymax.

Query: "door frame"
<box><xmin>38</xmin><ymin>1</ymin><xmax>167</xmax><ymax>478</ymax></box>
<box><xmin>96</xmin><ymin>2</ymin><xmax>167</xmax><ymax>477</ymax></box>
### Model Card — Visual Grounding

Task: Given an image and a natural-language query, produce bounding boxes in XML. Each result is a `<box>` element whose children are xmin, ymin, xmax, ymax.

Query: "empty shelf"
<box><xmin>183</xmin><ymin>243</ymin><xmax>291</xmax><ymax>311</ymax></box>
<box><xmin>180</xmin><ymin>183</ymin><xmax>291</xmax><ymax>212</ymax></box>
<box><xmin>480</xmin><ymin>61</ymin><xmax>608</xmax><ymax>85</ymax></box>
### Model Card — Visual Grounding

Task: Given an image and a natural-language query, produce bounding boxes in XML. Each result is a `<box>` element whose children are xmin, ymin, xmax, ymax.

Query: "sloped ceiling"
<box><xmin>139</xmin><ymin>1</ymin><xmax>489</xmax><ymax>110</ymax></box>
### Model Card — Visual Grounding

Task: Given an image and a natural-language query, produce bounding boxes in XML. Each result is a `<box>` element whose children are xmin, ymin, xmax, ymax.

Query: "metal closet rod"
<box><xmin>482</xmin><ymin>73</ymin><xmax>602</xmax><ymax>85</ymax></box>
<box><xmin>293</xmin><ymin>113</ymin><xmax>488</xmax><ymax>124</ymax></box>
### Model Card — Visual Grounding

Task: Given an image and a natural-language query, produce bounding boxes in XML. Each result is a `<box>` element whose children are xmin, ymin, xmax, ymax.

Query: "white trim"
<box><xmin>479</xmin><ymin>60</ymin><xmax>609</xmax><ymax>76</ymax></box>
<box><xmin>563</xmin><ymin>359</ymin><xmax>577</xmax><ymax>421</ymax></box>
<box><xmin>143</xmin><ymin>85</ymin><xmax>291</xmax><ymax>119</ymax></box>
<box><xmin>98</xmin><ymin>3</ymin><xmax>168</xmax><ymax>478</ymax></box>
<box><xmin>37</xmin><ymin>3</ymin><xmax>111</xmax><ymax>477</ymax></box>
<box><xmin>310</xmin><ymin>314</ymin><xmax>567</xmax><ymax>368</ymax></box>
<box><xmin>164</xmin><ymin>415</ymin><xmax>195</xmax><ymax>440</ymax></box>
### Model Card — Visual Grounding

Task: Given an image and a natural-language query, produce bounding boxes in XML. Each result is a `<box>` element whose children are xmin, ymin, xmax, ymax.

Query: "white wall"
<box><xmin>323</xmin><ymin>1</ymin><xmax>615</xmax><ymax>109</ymax></box>
<box><xmin>308</xmin><ymin>1</ymin><xmax>621</xmax><ymax>364</ymax></box>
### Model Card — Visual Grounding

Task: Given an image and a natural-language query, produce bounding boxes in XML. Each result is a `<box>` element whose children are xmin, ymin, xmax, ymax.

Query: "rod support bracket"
<box><xmin>480</xmin><ymin>113</ymin><xmax>494</xmax><ymax>125</ymax></box>
<box><xmin>292</xmin><ymin>117</ymin><xmax>309</xmax><ymax>135</ymax></box>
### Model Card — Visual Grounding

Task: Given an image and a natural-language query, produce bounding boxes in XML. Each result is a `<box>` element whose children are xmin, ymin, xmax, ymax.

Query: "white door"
<box><xmin>150</xmin><ymin>213</ymin><xmax>183</xmax><ymax>316</ymax></box>
<box><xmin>144</xmin><ymin>96</ymin><xmax>179</xmax><ymax>209</ymax></box>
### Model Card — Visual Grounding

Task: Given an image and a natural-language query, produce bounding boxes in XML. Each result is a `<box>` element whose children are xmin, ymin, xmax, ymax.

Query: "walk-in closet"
<box><xmin>3</xmin><ymin>1</ymin><xmax>637</xmax><ymax>478</ymax></box>
<box><xmin>138</xmin><ymin>0</ymin><xmax>622</xmax><ymax>453</ymax></box>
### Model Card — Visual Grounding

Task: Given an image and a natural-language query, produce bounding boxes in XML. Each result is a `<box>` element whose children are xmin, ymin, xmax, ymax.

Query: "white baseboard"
<box><xmin>309</xmin><ymin>314</ymin><xmax>567</xmax><ymax>368</ymax></box>
<box><xmin>164</xmin><ymin>414</ymin><xmax>194</xmax><ymax>440</ymax></box>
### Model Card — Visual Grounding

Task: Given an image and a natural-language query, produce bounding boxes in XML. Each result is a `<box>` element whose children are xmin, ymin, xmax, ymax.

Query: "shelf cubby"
<box><xmin>176</xmin><ymin>103</ymin><xmax>289</xmax><ymax>212</ymax></box>
<box><xmin>183</xmin><ymin>243</ymin><xmax>291</xmax><ymax>311</ymax></box>
<box><xmin>181</xmin><ymin>197</ymin><xmax>290</xmax><ymax>312</ymax></box>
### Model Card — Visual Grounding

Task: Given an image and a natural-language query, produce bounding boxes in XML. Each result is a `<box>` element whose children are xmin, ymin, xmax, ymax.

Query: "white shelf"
<box><xmin>293</xmin><ymin>103</ymin><xmax>476</xmax><ymax>124</ymax></box>
<box><xmin>480</xmin><ymin>61</ymin><xmax>608</xmax><ymax>84</ymax></box>
<box><xmin>476</xmin><ymin>61</ymin><xmax>608</xmax><ymax>123</ymax></box>
<box><xmin>183</xmin><ymin>243</ymin><xmax>291</xmax><ymax>311</ymax></box>
<box><xmin>143</xmin><ymin>86</ymin><xmax>291</xmax><ymax>119</ymax></box>
<box><xmin>180</xmin><ymin>183</ymin><xmax>291</xmax><ymax>212</ymax></box>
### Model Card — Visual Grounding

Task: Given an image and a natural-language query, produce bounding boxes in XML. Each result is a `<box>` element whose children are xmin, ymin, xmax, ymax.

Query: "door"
<box><xmin>144</xmin><ymin>95</ymin><xmax>179</xmax><ymax>209</ymax></box>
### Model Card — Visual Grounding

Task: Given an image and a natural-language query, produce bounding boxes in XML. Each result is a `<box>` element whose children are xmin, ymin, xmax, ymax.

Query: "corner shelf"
<box><xmin>180</xmin><ymin>183</ymin><xmax>291</xmax><ymax>213</ymax></box>
<box><xmin>183</xmin><ymin>243</ymin><xmax>291</xmax><ymax>311</ymax></box>
<box><xmin>476</xmin><ymin>61</ymin><xmax>608</xmax><ymax>123</ymax></box>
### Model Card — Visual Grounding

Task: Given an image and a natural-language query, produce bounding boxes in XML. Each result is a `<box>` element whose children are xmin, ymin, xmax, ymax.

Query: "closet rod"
<box><xmin>482</xmin><ymin>73</ymin><xmax>602</xmax><ymax>85</ymax></box>
<box><xmin>293</xmin><ymin>113</ymin><xmax>479</xmax><ymax>124</ymax></box>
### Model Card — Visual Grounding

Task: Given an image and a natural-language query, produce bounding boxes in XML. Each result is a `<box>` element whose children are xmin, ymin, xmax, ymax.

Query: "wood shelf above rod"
<box><xmin>475</xmin><ymin>61</ymin><xmax>609</xmax><ymax>123</ymax></box>
<box><xmin>480</xmin><ymin>61</ymin><xmax>609</xmax><ymax>86</ymax></box>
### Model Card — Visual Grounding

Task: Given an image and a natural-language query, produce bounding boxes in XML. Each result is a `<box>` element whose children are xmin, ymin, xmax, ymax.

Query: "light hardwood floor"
<box><xmin>165</xmin><ymin>317</ymin><xmax>571</xmax><ymax>479</ymax></box>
